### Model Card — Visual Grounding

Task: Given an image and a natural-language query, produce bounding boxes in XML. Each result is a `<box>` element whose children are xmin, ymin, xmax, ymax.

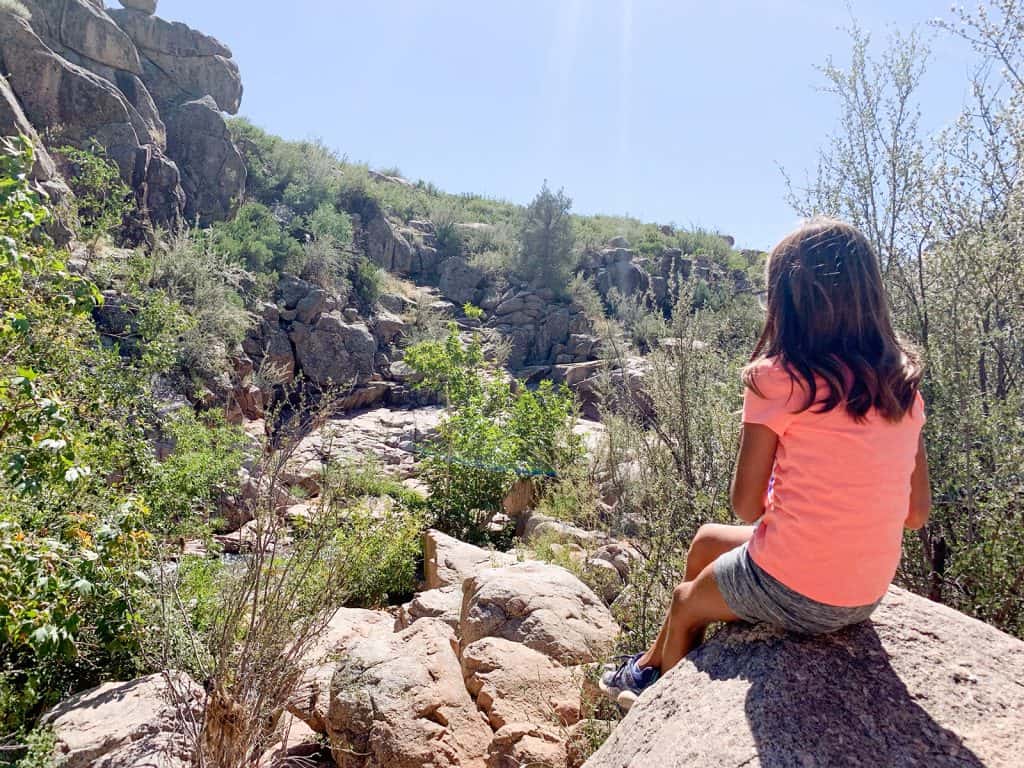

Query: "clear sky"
<box><xmin>153</xmin><ymin>1</ymin><xmax>974</xmax><ymax>250</ymax></box>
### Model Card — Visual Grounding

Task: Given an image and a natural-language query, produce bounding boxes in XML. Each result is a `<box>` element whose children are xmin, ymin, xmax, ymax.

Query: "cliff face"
<box><xmin>0</xmin><ymin>0</ymin><xmax>245</xmax><ymax>227</ymax></box>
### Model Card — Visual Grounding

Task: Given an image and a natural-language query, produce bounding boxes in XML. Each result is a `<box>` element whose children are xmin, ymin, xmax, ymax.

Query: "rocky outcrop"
<box><xmin>583</xmin><ymin>587</ymin><xmax>1024</xmax><ymax>768</ymax></box>
<box><xmin>164</xmin><ymin>96</ymin><xmax>245</xmax><ymax>224</ymax></box>
<box><xmin>288</xmin><ymin>607</ymin><xmax>396</xmax><ymax>734</ymax></box>
<box><xmin>107</xmin><ymin>8</ymin><xmax>242</xmax><ymax>113</ymax></box>
<box><xmin>0</xmin><ymin>0</ymin><xmax>245</xmax><ymax>226</ymax></box>
<box><xmin>578</xmin><ymin>238</ymin><xmax>750</xmax><ymax>315</ymax></box>
<box><xmin>279</xmin><ymin>406</ymin><xmax>443</xmax><ymax>494</ymax></box>
<box><xmin>482</xmin><ymin>286</ymin><xmax>597</xmax><ymax>369</ymax></box>
<box><xmin>245</xmin><ymin>274</ymin><xmax>385</xmax><ymax>395</ymax></box>
<box><xmin>41</xmin><ymin>671</ymin><xmax>203</xmax><ymax>768</ymax></box>
<box><xmin>120</xmin><ymin>0</ymin><xmax>157</xmax><ymax>13</ymax></box>
<box><xmin>364</xmin><ymin>210</ymin><xmax>441</xmax><ymax>279</ymax></box>
<box><xmin>462</xmin><ymin>637</ymin><xmax>583</xmax><ymax>731</ymax></box>
<box><xmin>0</xmin><ymin>73</ymin><xmax>71</xmax><ymax>230</ymax></box>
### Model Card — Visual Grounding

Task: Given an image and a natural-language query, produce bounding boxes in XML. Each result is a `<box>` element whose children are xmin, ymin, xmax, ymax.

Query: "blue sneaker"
<box><xmin>599</xmin><ymin>654</ymin><xmax>659</xmax><ymax>710</ymax></box>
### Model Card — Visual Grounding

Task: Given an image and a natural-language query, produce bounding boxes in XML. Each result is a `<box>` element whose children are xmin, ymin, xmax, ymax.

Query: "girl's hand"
<box><xmin>904</xmin><ymin>433</ymin><xmax>931</xmax><ymax>530</ymax></box>
<box><xmin>731</xmin><ymin>423</ymin><xmax>778</xmax><ymax>523</ymax></box>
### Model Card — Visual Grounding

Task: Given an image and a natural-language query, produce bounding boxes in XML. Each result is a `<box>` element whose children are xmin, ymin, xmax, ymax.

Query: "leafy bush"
<box><xmin>791</xmin><ymin>12</ymin><xmax>1024</xmax><ymax>637</ymax></box>
<box><xmin>56</xmin><ymin>143</ymin><xmax>132</xmax><ymax>247</ymax></box>
<box><xmin>145</xmin><ymin>410</ymin><xmax>247</xmax><ymax>534</ymax></box>
<box><xmin>328</xmin><ymin>501</ymin><xmax>423</xmax><ymax>607</ymax></box>
<box><xmin>350</xmin><ymin>257</ymin><xmax>382</xmax><ymax>306</ymax></box>
<box><xmin>209</xmin><ymin>200</ymin><xmax>302</xmax><ymax>274</ymax></box>
<box><xmin>134</xmin><ymin>229</ymin><xmax>252</xmax><ymax>377</ymax></box>
<box><xmin>0</xmin><ymin>137</ymin><xmax>160</xmax><ymax>729</ymax></box>
<box><xmin>405</xmin><ymin>325</ymin><xmax>582</xmax><ymax>541</ymax></box>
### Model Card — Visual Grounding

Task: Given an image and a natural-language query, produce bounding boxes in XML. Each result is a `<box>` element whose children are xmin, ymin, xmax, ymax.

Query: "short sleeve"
<box><xmin>742</xmin><ymin>359</ymin><xmax>801</xmax><ymax>436</ymax></box>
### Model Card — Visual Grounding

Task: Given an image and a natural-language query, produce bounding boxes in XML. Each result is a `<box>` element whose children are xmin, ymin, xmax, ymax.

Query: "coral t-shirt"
<box><xmin>742</xmin><ymin>356</ymin><xmax>925</xmax><ymax>607</ymax></box>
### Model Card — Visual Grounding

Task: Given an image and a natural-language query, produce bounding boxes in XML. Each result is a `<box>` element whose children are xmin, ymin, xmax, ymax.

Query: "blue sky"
<box><xmin>154</xmin><ymin>1</ymin><xmax>974</xmax><ymax>249</ymax></box>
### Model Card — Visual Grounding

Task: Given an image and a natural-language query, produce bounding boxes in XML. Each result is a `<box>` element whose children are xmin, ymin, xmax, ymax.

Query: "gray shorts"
<box><xmin>713</xmin><ymin>542</ymin><xmax>880</xmax><ymax>635</ymax></box>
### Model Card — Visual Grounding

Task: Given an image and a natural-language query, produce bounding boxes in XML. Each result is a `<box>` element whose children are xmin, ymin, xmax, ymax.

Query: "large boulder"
<box><xmin>583</xmin><ymin>587</ymin><xmax>1024</xmax><ymax>768</ymax></box>
<box><xmin>460</xmin><ymin>561</ymin><xmax>619</xmax><ymax>665</ymax></box>
<box><xmin>290</xmin><ymin>312</ymin><xmax>376</xmax><ymax>388</ymax></box>
<box><xmin>119</xmin><ymin>0</ymin><xmax>157</xmax><ymax>13</ymax></box>
<box><xmin>0</xmin><ymin>10</ymin><xmax>185</xmax><ymax>225</ymax></box>
<box><xmin>288</xmin><ymin>607</ymin><xmax>395</xmax><ymax>733</ymax></box>
<box><xmin>21</xmin><ymin>0</ymin><xmax>142</xmax><ymax>74</ymax></box>
<box><xmin>109</xmin><ymin>8</ymin><xmax>242</xmax><ymax>113</ymax></box>
<box><xmin>164</xmin><ymin>96</ymin><xmax>245</xmax><ymax>224</ymax></box>
<box><xmin>327</xmin><ymin>618</ymin><xmax>492</xmax><ymax>768</ymax></box>
<box><xmin>398</xmin><ymin>584</ymin><xmax>464</xmax><ymax>631</ymax></box>
<box><xmin>365</xmin><ymin>212</ymin><xmax>415</xmax><ymax>274</ymax></box>
<box><xmin>41</xmin><ymin>671</ymin><xmax>204</xmax><ymax>768</ymax></box>
<box><xmin>438</xmin><ymin>257</ymin><xmax>484</xmax><ymax>306</ymax></box>
<box><xmin>0</xmin><ymin>13</ymin><xmax>143</xmax><ymax>177</ymax></box>
<box><xmin>423</xmin><ymin>528</ymin><xmax>516</xmax><ymax>590</ymax></box>
<box><xmin>0</xmin><ymin>74</ymin><xmax>71</xmax><ymax>207</ymax></box>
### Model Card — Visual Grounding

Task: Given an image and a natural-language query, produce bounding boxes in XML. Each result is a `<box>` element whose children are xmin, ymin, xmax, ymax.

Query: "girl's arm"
<box><xmin>730</xmin><ymin>423</ymin><xmax>778</xmax><ymax>523</ymax></box>
<box><xmin>904</xmin><ymin>433</ymin><xmax>932</xmax><ymax>530</ymax></box>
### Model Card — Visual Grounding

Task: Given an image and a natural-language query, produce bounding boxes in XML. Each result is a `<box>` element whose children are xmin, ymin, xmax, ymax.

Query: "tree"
<box><xmin>518</xmin><ymin>181</ymin><xmax>575</xmax><ymax>292</ymax></box>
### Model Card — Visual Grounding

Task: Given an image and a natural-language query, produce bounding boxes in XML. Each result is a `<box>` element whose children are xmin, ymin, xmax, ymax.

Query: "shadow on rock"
<box><xmin>690</xmin><ymin>620</ymin><xmax>985</xmax><ymax>767</ymax></box>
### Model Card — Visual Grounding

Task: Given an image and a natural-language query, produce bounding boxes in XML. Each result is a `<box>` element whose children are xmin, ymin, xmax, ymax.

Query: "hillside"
<box><xmin>1</xmin><ymin>2</ymin><xmax>1023</xmax><ymax>768</ymax></box>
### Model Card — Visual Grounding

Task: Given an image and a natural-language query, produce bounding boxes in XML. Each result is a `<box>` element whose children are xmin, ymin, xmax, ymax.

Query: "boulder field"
<box><xmin>42</xmin><ymin>530</ymin><xmax>1024</xmax><ymax>768</ymax></box>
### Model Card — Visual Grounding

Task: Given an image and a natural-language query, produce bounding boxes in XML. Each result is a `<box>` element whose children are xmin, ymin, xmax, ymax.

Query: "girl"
<box><xmin>600</xmin><ymin>217</ymin><xmax>931</xmax><ymax>710</ymax></box>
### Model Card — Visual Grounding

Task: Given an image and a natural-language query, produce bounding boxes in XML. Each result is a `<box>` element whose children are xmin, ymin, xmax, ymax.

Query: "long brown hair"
<box><xmin>743</xmin><ymin>217</ymin><xmax>921</xmax><ymax>422</ymax></box>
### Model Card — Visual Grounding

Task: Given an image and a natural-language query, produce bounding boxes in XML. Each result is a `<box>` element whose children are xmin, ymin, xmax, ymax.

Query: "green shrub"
<box><xmin>145</xmin><ymin>410</ymin><xmax>247</xmax><ymax>534</ymax></box>
<box><xmin>11</xmin><ymin>726</ymin><xmax>56</xmax><ymax>768</ymax></box>
<box><xmin>305</xmin><ymin>201</ymin><xmax>353</xmax><ymax>246</ymax></box>
<box><xmin>405</xmin><ymin>325</ymin><xmax>582</xmax><ymax>542</ymax></box>
<box><xmin>56</xmin><ymin>143</ymin><xmax>132</xmax><ymax>246</ymax></box>
<box><xmin>210</xmin><ymin>200</ymin><xmax>302</xmax><ymax>274</ymax></box>
<box><xmin>351</xmin><ymin>257</ymin><xmax>382</xmax><ymax>306</ymax></box>
<box><xmin>137</xmin><ymin>230</ymin><xmax>252</xmax><ymax>376</ymax></box>
<box><xmin>328</xmin><ymin>501</ymin><xmax>423</xmax><ymax>607</ymax></box>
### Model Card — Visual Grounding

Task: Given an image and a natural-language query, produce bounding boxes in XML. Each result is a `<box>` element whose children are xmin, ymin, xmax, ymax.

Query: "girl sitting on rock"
<box><xmin>600</xmin><ymin>217</ymin><xmax>931</xmax><ymax>710</ymax></box>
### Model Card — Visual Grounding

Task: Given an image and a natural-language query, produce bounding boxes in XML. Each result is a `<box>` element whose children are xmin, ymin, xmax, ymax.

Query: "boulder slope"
<box><xmin>583</xmin><ymin>587</ymin><xmax>1024</xmax><ymax>768</ymax></box>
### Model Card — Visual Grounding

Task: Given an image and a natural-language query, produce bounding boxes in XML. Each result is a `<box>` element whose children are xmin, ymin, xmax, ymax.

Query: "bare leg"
<box><xmin>639</xmin><ymin>524</ymin><xmax>753</xmax><ymax>670</ymax></box>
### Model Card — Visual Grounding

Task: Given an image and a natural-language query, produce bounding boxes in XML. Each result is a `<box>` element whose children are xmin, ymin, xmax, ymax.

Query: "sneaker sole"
<box><xmin>617</xmin><ymin>690</ymin><xmax>639</xmax><ymax>711</ymax></box>
<box><xmin>598</xmin><ymin>678</ymin><xmax>640</xmax><ymax>712</ymax></box>
<box><xmin>598</xmin><ymin>677</ymin><xmax>624</xmax><ymax>702</ymax></box>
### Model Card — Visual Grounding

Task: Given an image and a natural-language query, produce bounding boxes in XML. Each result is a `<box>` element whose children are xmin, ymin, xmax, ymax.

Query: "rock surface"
<box><xmin>461</xmin><ymin>561</ymin><xmax>619</xmax><ymax>665</ymax></box>
<box><xmin>288</xmin><ymin>607</ymin><xmax>396</xmax><ymax>733</ymax></box>
<box><xmin>462</xmin><ymin>636</ymin><xmax>582</xmax><ymax>730</ymax></box>
<box><xmin>583</xmin><ymin>587</ymin><xmax>1024</xmax><ymax>768</ymax></box>
<box><xmin>120</xmin><ymin>0</ymin><xmax>158</xmax><ymax>13</ymax></box>
<box><xmin>424</xmin><ymin>528</ymin><xmax>517</xmax><ymax>590</ymax></box>
<box><xmin>41</xmin><ymin>671</ymin><xmax>204</xmax><ymax>768</ymax></box>
<box><xmin>399</xmin><ymin>584</ymin><xmax>464</xmax><ymax>631</ymax></box>
<box><xmin>281</xmin><ymin>406</ymin><xmax>443</xmax><ymax>493</ymax></box>
<box><xmin>327</xmin><ymin>618</ymin><xmax>492</xmax><ymax>768</ymax></box>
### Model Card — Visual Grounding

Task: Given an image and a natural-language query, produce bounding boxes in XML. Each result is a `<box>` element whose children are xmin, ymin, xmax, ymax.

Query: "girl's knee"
<box><xmin>671</xmin><ymin>581</ymin><xmax>692</xmax><ymax>611</ymax></box>
<box><xmin>688</xmin><ymin>525</ymin><xmax>713</xmax><ymax>557</ymax></box>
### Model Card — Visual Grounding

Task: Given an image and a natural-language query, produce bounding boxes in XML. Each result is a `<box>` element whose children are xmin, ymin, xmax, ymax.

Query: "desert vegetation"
<box><xmin>2</xmin><ymin>2</ymin><xmax>1024</xmax><ymax>766</ymax></box>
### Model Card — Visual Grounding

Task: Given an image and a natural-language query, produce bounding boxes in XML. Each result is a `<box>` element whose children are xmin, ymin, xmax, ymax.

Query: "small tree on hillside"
<box><xmin>518</xmin><ymin>181</ymin><xmax>575</xmax><ymax>292</ymax></box>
